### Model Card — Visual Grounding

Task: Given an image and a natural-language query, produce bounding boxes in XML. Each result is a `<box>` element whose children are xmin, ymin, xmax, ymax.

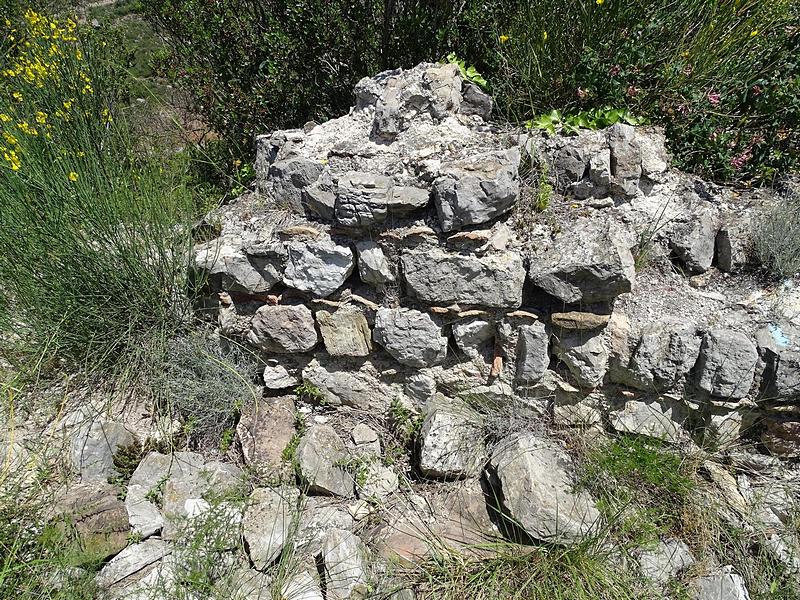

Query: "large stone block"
<box><xmin>282</xmin><ymin>240</ymin><xmax>354</xmax><ymax>297</ymax></box>
<box><xmin>335</xmin><ymin>172</ymin><xmax>393</xmax><ymax>227</ymax></box>
<box><xmin>373</xmin><ymin>307</ymin><xmax>448</xmax><ymax>367</ymax></box>
<box><xmin>401</xmin><ymin>247</ymin><xmax>525</xmax><ymax>308</ymax></box>
<box><xmin>418</xmin><ymin>396</ymin><xmax>485</xmax><ymax>479</ymax></box>
<box><xmin>246</xmin><ymin>304</ymin><xmax>319</xmax><ymax>353</ymax></box>
<box><xmin>697</xmin><ymin>329</ymin><xmax>757</xmax><ymax>399</ymax></box>
<box><xmin>515</xmin><ymin>322</ymin><xmax>550</xmax><ymax>384</ymax></box>
<box><xmin>269</xmin><ymin>157</ymin><xmax>323</xmax><ymax>213</ymax></box>
<box><xmin>316</xmin><ymin>307</ymin><xmax>372</xmax><ymax>357</ymax></box>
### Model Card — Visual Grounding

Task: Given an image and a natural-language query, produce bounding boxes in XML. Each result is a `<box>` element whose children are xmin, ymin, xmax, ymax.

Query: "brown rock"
<box><xmin>316</xmin><ymin>307</ymin><xmax>372</xmax><ymax>357</ymax></box>
<box><xmin>54</xmin><ymin>482</ymin><xmax>129</xmax><ymax>560</ymax></box>
<box><xmin>551</xmin><ymin>311</ymin><xmax>610</xmax><ymax>331</ymax></box>
<box><xmin>236</xmin><ymin>396</ymin><xmax>296</xmax><ymax>473</ymax></box>
<box><xmin>761</xmin><ymin>419</ymin><xmax>800</xmax><ymax>458</ymax></box>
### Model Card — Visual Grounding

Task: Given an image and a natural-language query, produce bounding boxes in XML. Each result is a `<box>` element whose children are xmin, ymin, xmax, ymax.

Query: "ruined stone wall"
<box><xmin>196</xmin><ymin>62</ymin><xmax>800</xmax><ymax>460</ymax></box>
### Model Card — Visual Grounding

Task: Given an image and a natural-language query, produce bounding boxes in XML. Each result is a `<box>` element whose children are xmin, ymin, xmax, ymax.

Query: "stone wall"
<box><xmin>196</xmin><ymin>62</ymin><xmax>800</xmax><ymax>458</ymax></box>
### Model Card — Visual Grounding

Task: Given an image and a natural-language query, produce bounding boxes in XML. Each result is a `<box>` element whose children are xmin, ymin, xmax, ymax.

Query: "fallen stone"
<box><xmin>609</xmin><ymin>396</ymin><xmax>689</xmax><ymax>443</ymax></box>
<box><xmin>322</xmin><ymin>529</ymin><xmax>369</xmax><ymax>600</ymax></box>
<box><xmin>282</xmin><ymin>570</ymin><xmax>325</xmax><ymax>600</ymax></box>
<box><xmin>419</xmin><ymin>396</ymin><xmax>485</xmax><ymax>479</ymax></box>
<box><xmin>302</xmin><ymin>174</ymin><xmax>337</xmax><ymax>221</ymax></box>
<box><xmin>242</xmin><ymin>487</ymin><xmax>300</xmax><ymax>570</ymax></box>
<box><xmin>282</xmin><ymin>239</ymin><xmax>354</xmax><ymax>297</ymax></box>
<box><xmin>373</xmin><ymin>307</ymin><xmax>448</xmax><ymax>367</ymax></box>
<box><xmin>690</xmin><ymin>567</ymin><xmax>751</xmax><ymax>600</ymax></box>
<box><xmin>433</xmin><ymin>149</ymin><xmax>520</xmax><ymax>232</ymax></box>
<box><xmin>669</xmin><ymin>207</ymin><xmax>719</xmax><ymax>274</ymax></box>
<box><xmin>236</xmin><ymin>396</ymin><xmax>296</xmax><ymax>472</ymax></box>
<box><xmin>335</xmin><ymin>171</ymin><xmax>393</xmax><ymax>227</ymax></box>
<box><xmin>697</xmin><ymin>329</ymin><xmax>758</xmax><ymax>399</ymax></box>
<box><xmin>389</xmin><ymin>185</ymin><xmax>430</xmax><ymax>214</ymax></box>
<box><xmin>95</xmin><ymin>538</ymin><xmax>171</xmax><ymax>589</ymax></box>
<box><xmin>551</xmin><ymin>311</ymin><xmax>611</xmax><ymax>331</ymax></box>
<box><xmin>246</xmin><ymin>304</ymin><xmax>319</xmax><ymax>353</ymax></box>
<box><xmin>554</xmin><ymin>331</ymin><xmax>609</xmax><ymax>388</ymax></box>
<box><xmin>263</xmin><ymin>362</ymin><xmax>300</xmax><ymax>389</ymax></box>
<box><xmin>296</xmin><ymin>498</ymin><xmax>356</xmax><ymax>555</ymax></box>
<box><xmin>351</xmin><ymin>424</ymin><xmax>379</xmax><ymax>447</ymax></box>
<box><xmin>269</xmin><ymin>157</ymin><xmax>324</xmax><ymax>213</ymax></box>
<box><xmin>355</xmin><ymin>241</ymin><xmax>394</xmax><ymax>286</ymax></box>
<box><xmin>71</xmin><ymin>419</ymin><xmax>134</xmax><ymax>482</ymax></box>
<box><xmin>54</xmin><ymin>482</ymin><xmax>129</xmax><ymax>561</ymax></box>
<box><xmin>401</xmin><ymin>247</ymin><xmax>525</xmax><ymax>308</ymax></box>
<box><xmin>358</xmin><ymin>463</ymin><xmax>399</xmax><ymax>501</ymax></box>
<box><xmin>316</xmin><ymin>307</ymin><xmax>372</xmax><ymax>357</ymax></box>
<box><xmin>553</xmin><ymin>389</ymin><xmax>603</xmax><ymax>427</ymax></box>
<box><xmin>515</xmin><ymin>321</ymin><xmax>550</xmax><ymax>384</ymax></box>
<box><xmin>716</xmin><ymin>218</ymin><xmax>752</xmax><ymax>273</ymax></box>
<box><xmin>295</xmin><ymin>425</ymin><xmax>354</xmax><ymax>497</ymax></box>
<box><xmin>607</xmin><ymin>124</ymin><xmax>643</xmax><ymax>198</ymax></box>
<box><xmin>636</xmin><ymin>538</ymin><xmax>695</xmax><ymax>585</ymax></box>
<box><xmin>489</xmin><ymin>433</ymin><xmax>601</xmax><ymax>546</ymax></box>
<box><xmin>757</xmin><ymin>324</ymin><xmax>800</xmax><ymax>400</ymax></box>
<box><xmin>529</xmin><ymin>218</ymin><xmax>635</xmax><ymax>303</ymax></box>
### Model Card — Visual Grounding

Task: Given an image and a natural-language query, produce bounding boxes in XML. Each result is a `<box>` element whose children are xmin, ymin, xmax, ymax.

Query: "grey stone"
<box><xmin>405</xmin><ymin>372</ymin><xmax>436</xmax><ymax>405</ymax></box>
<box><xmin>301</xmin><ymin>360</ymin><xmax>389</xmax><ymax>410</ymax></box>
<box><xmin>607</xmin><ymin>124</ymin><xmax>642</xmax><ymax>197</ymax></box>
<box><xmin>424</xmin><ymin>63</ymin><xmax>462</xmax><ymax>117</ymax></box>
<box><xmin>246</xmin><ymin>304</ymin><xmax>319</xmax><ymax>353</ymax></box>
<box><xmin>515</xmin><ymin>322</ymin><xmax>550</xmax><ymax>384</ymax></box>
<box><xmin>529</xmin><ymin>218</ymin><xmax>636</xmax><ymax>303</ymax></box>
<box><xmin>761</xmin><ymin>419</ymin><xmax>800</xmax><ymax>458</ymax></box>
<box><xmin>609</xmin><ymin>396</ymin><xmax>689</xmax><ymax>443</ymax></box>
<box><xmin>551</xmin><ymin>312</ymin><xmax>610</xmax><ymax>331</ymax></box>
<box><xmin>262</xmin><ymin>363</ymin><xmax>299</xmax><ymax>389</ymax></box>
<box><xmin>335</xmin><ymin>172</ymin><xmax>393</xmax><ymax>227</ymax></box>
<box><xmin>401</xmin><ymin>247</ymin><xmax>525</xmax><ymax>308</ymax></box>
<box><xmin>757</xmin><ymin>324</ymin><xmax>800</xmax><ymax>400</ymax></box>
<box><xmin>242</xmin><ymin>487</ymin><xmax>300</xmax><ymax>570</ymax></box>
<box><xmin>302</xmin><ymin>176</ymin><xmax>337</xmax><ymax>221</ymax></box>
<box><xmin>270</xmin><ymin>157</ymin><xmax>323</xmax><ymax>213</ymax></box>
<box><xmin>194</xmin><ymin>237</ymin><xmax>282</xmax><ymax>295</ymax></box>
<box><xmin>690</xmin><ymin>567</ymin><xmax>751</xmax><ymax>600</ymax></box>
<box><xmin>625</xmin><ymin>320</ymin><xmax>701</xmax><ymax>391</ymax></box>
<box><xmin>54</xmin><ymin>482</ymin><xmax>129</xmax><ymax>560</ymax></box>
<box><xmin>322</xmin><ymin>529</ymin><xmax>369</xmax><ymax>600</ymax></box>
<box><xmin>356</xmin><ymin>241</ymin><xmax>394</xmax><ymax>285</ymax></box>
<box><xmin>716</xmin><ymin>219</ymin><xmax>752</xmax><ymax>273</ymax></box>
<box><xmin>295</xmin><ymin>425</ymin><xmax>354</xmax><ymax>497</ymax></box>
<box><xmin>96</xmin><ymin>539</ymin><xmax>171</xmax><ymax>589</ymax></box>
<box><xmin>697</xmin><ymin>330</ymin><xmax>758</xmax><ymax>399</ymax></box>
<box><xmin>489</xmin><ymin>433</ymin><xmax>601</xmax><ymax>545</ymax></box>
<box><xmin>282</xmin><ymin>240</ymin><xmax>354</xmax><ymax>297</ymax></box>
<box><xmin>554</xmin><ymin>332</ymin><xmax>609</xmax><ymax>388</ymax></box>
<box><xmin>553</xmin><ymin>388</ymin><xmax>602</xmax><ymax>427</ymax></box>
<box><xmin>460</xmin><ymin>81</ymin><xmax>492</xmax><ymax>119</ymax></box>
<box><xmin>358</xmin><ymin>463</ymin><xmax>399</xmax><ymax>501</ymax></box>
<box><xmin>637</xmin><ymin>538</ymin><xmax>695</xmax><ymax>584</ymax></box>
<box><xmin>296</xmin><ymin>498</ymin><xmax>356</xmax><ymax>555</ymax></box>
<box><xmin>282</xmin><ymin>570</ymin><xmax>324</xmax><ymax>600</ymax></box>
<box><xmin>419</xmin><ymin>396</ymin><xmax>485</xmax><ymax>479</ymax></box>
<box><xmin>669</xmin><ymin>207</ymin><xmax>719</xmax><ymax>273</ymax></box>
<box><xmin>71</xmin><ymin>420</ymin><xmax>134</xmax><ymax>482</ymax></box>
<box><xmin>389</xmin><ymin>186</ymin><xmax>430</xmax><ymax>214</ymax></box>
<box><xmin>433</xmin><ymin>149</ymin><xmax>520</xmax><ymax>232</ymax></box>
<box><xmin>373</xmin><ymin>307</ymin><xmax>448</xmax><ymax>368</ymax></box>
<box><xmin>351</xmin><ymin>424</ymin><xmax>379</xmax><ymax>446</ymax></box>
<box><xmin>316</xmin><ymin>307</ymin><xmax>372</xmax><ymax>357</ymax></box>
<box><xmin>452</xmin><ymin>318</ymin><xmax>494</xmax><ymax>357</ymax></box>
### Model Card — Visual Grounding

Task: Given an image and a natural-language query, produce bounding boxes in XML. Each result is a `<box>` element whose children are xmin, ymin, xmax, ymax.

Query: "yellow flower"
<box><xmin>0</xmin><ymin>114</ymin><xmax>10</xmax><ymax>123</ymax></box>
<box><xmin>35</xmin><ymin>111</ymin><xmax>47</xmax><ymax>124</ymax></box>
<box><xmin>16</xmin><ymin>121</ymin><xmax>38</xmax><ymax>136</ymax></box>
<box><xmin>82</xmin><ymin>83</ymin><xmax>93</xmax><ymax>95</ymax></box>
<box><xmin>543</xmin><ymin>31</ymin><xmax>548</xmax><ymax>41</ymax></box>
<box><xmin>750</xmin><ymin>30</ymin><xmax>759</xmax><ymax>37</ymax></box>
<box><xmin>499</xmin><ymin>34</ymin><xmax>510</xmax><ymax>43</ymax></box>
<box><xmin>2</xmin><ymin>132</ymin><xmax>18</xmax><ymax>146</ymax></box>
<box><xmin>12</xmin><ymin>91</ymin><xmax>23</xmax><ymax>102</ymax></box>
<box><xmin>3</xmin><ymin>150</ymin><xmax>21</xmax><ymax>171</ymax></box>
<box><xmin>596</xmin><ymin>0</ymin><xmax>605</xmax><ymax>4</ymax></box>
<box><xmin>63</xmin><ymin>99</ymin><xmax>73</xmax><ymax>110</ymax></box>
<box><xmin>68</xmin><ymin>171</ymin><xmax>78</xmax><ymax>182</ymax></box>
<box><xmin>75</xmin><ymin>49</ymin><xmax>83</xmax><ymax>60</ymax></box>
<box><xmin>101</xmin><ymin>108</ymin><xmax>113</xmax><ymax>123</ymax></box>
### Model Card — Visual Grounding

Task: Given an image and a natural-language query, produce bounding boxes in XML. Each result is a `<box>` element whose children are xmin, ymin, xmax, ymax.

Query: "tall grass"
<box><xmin>0</xmin><ymin>10</ymin><xmax>193</xmax><ymax>376</ymax></box>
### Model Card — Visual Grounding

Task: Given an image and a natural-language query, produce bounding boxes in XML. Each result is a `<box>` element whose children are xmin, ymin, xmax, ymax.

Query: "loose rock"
<box><xmin>295</xmin><ymin>425</ymin><xmax>354</xmax><ymax>497</ymax></box>
<box><xmin>316</xmin><ymin>307</ymin><xmax>372</xmax><ymax>357</ymax></box>
<box><xmin>242</xmin><ymin>487</ymin><xmax>300</xmax><ymax>570</ymax></box>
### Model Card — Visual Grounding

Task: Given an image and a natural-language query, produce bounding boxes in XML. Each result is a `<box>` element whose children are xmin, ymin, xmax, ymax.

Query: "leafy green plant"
<box><xmin>446</xmin><ymin>52</ymin><xmax>487</xmax><ymax>88</ymax></box>
<box><xmin>534</xmin><ymin>161</ymin><xmax>553</xmax><ymax>212</ymax></box>
<box><xmin>529</xmin><ymin>107</ymin><xmax>645</xmax><ymax>136</ymax></box>
<box><xmin>294</xmin><ymin>381</ymin><xmax>326</xmax><ymax>405</ymax></box>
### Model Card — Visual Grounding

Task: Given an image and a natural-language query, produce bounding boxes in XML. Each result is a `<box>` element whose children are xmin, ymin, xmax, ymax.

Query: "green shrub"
<box><xmin>463</xmin><ymin>0</ymin><xmax>799</xmax><ymax>183</ymax></box>
<box><xmin>752</xmin><ymin>189</ymin><xmax>800</xmax><ymax>279</ymax></box>
<box><xmin>0</xmin><ymin>10</ymin><xmax>193</xmax><ymax>374</ymax></box>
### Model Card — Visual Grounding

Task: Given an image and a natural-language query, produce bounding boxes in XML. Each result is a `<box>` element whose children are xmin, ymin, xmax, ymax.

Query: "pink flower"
<box><xmin>577</xmin><ymin>87</ymin><xmax>588</xmax><ymax>99</ymax></box>
<box><xmin>626</xmin><ymin>85</ymin><xmax>639</xmax><ymax>97</ymax></box>
<box><xmin>707</xmin><ymin>90</ymin><xmax>722</xmax><ymax>105</ymax></box>
<box><xmin>731</xmin><ymin>148</ymin><xmax>753</xmax><ymax>171</ymax></box>
<box><xmin>609</xmin><ymin>65</ymin><xmax>621</xmax><ymax>77</ymax></box>
<box><xmin>751</xmin><ymin>85</ymin><xmax>762</xmax><ymax>96</ymax></box>
<box><xmin>677</xmin><ymin>104</ymin><xmax>690</xmax><ymax>115</ymax></box>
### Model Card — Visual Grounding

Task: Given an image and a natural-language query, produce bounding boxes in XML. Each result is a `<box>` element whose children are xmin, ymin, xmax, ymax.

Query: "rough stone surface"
<box><xmin>624</xmin><ymin>320</ymin><xmax>701</xmax><ymax>391</ymax></box>
<box><xmin>282</xmin><ymin>570</ymin><xmax>325</xmax><ymax>600</ymax></box>
<box><xmin>71</xmin><ymin>420</ymin><xmax>134</xmax><ymax>482</ymax></box>
<box><xmin>282</xmin><ymin>239</ymin><xmax>354</xmax><ymax>297</ymax></box>
<box><xmin>433</xmin><ymin>149</ymin><xmax>520</xmax><ymax>232</ymax></box>
<box><xmin>554</xmin><ymin>331</ymin><xmax>609</xmax><ymax>388</ymax></box>
<box><xmin>609</xmin><ymin>396</ymin><xmax>689</xmax><ymax>443</ymax></box>
<box><xmin>373</xmin><ymin>307</ymin><xmax>447</xmax><ymax>367</ymax></box>
<box><xmin>551</xmin><ymin>311</ymin><xmax>610</xmax><ymax>331</ymax></box>
<box><xmin>262</xmin><ymin>363</ymin><xmax>300</xmax><ymax>389</ymax></box>
<box><xmin>757</xmin><ymin>323</ymin><xmax>800</xmax><ymax>400</ymax></box>
<box><xmin>690</xmin><ymin>567</ymin><xmax>751</xmax><ymax>600</ymax></box>
<box><xmin>452</xmin><ymin>318</ymin><xmax>495</xmax><ymax>357</ymax></box>
<box><xmin>401</xmin><ymin>247</ymin><xmax>525</xmax><ymax>308</ymax></box>
<box><xmin>419</xmin><ymin>396</ymin><xmax>485</xmax><ymax>479</ymax></box>
<box><xmin>515</xmin><ymin>321</ymin><xmax>551</xmax><ymax>384</ymax></box>
<box><xmin>246</xmin><ymin>304</ymin><xmax>319</xmax><ymax>353</ymax></box>
<box><xmin>316</xmin><ymin>307</ymin><xmax>372</xmax><ymax>357</ymax></box>
<box><xmin>242</xmin><ymin>487</ymin><xmax>300</xmax><ymax>570</ymax></box>
<box><xmin>637</xmin><ymin>538</ymin><xmax>695</xmax><ymax>584</ymax></box>
<box><xmin>697</xmin><ymin>329</ymin><xmax>758</xmax><ymax>399</ymax></box>
<box><xmin>95</xmin><ymin>539</ymin><xmax>171</xmax><ymax>589</ymax></box>
<box><xmin>355</xmin><ymin>241</ymin><xmax>394</xmax><ymax>285</ymax></box>
<box><xmin>669</xmin><ymin>206</ymin><xmax>718</xmax><ymax>273</ymax></box>
<box><xmin>301</xmin><ymin>360</ymin><xmax>389</xmax><ymax>410</ymax></box>
<box><xmin>269</xmin><ymin>157</ymin><xmax>324</xmax><ymax>213</ymax></box>
<box><xmin>55</xmin><ymin>482</ymin><xmax>129</xmax><ymax>560</ymax></box>
<box><xmin>335</xmin><ymin>171</ymin><xmax>393</xmax><ymax>227</ymax></box>
<box><xmin>295</xmin><ymin>425</ymin><xmax>354</xmax><ymax>497</ymax></box>
<box><xmin>322</xmin><ymin>529</ymin><xmax>369</xmax><ymax>600</ymax></box>
<box><xmin>236</xmin><ymin>396</ymin><xmax>296</xmax><ymax>472</ymax></box>
<box><xmin>716</xmin><ymin>218</ymin><xmax>752</xmax><ymax>273</ymax></box>
<box><xmin>761</xmin><ymin>419</ymin><xmax>800</xmax><ymax>458</ymax></box>
<box><xmin>489</xmin><ymin>433</ymin><xmax>601</xmax><ymax>545</ymax></box>
<box><xmin>357</xmin><ymin>463</ymin><xmax>399</xmax><ymax>501</ymax></box>
<box><xmin>194</xmin><ymin>236</ymin><xmax>282</xmax><ymax>295</ymax></box>
<box><xmin>529</xmin><ymin>218</ymin><xmax>636</xmax><ymax>303</ymax></box>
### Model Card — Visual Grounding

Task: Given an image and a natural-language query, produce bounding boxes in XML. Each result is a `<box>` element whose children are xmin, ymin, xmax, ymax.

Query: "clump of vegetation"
<box><xmin>752</xmin><ymin>189</ymin><xmax>800</xmax><ymax>279</ymax></box>
<box><xmin>281</xmin><ymin>412</ymin><xmax>307</xmax><ymax>465</ymax></box>
<box><xmin>294</xmin><ymin>381</ymin><xmax>326</xmax><ymax>405</ymax></box>
<box><xmin>0</xmin><ymin>9</ymin><xmax>194</xmax><ymax>378</ymax></box>
<box><xmin>157</xmin><ymin>332</ymin><xmax>260</xmax><ymax>449</ymax></box>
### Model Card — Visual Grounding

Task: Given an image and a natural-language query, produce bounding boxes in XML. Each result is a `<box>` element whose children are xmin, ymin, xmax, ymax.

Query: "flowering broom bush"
<box><xmin>0</xmin><ymin>9</ymin><xmax>193</xmax><ymax>372</ymax></box>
